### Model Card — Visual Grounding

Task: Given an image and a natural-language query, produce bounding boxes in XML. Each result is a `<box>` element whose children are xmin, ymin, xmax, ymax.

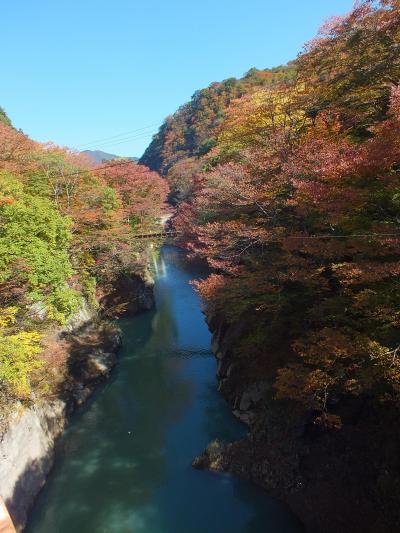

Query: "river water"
<box><xmin>27</xmin><ymin>247</ymin><xmax>302</xmax><ymax>533</ymax></box>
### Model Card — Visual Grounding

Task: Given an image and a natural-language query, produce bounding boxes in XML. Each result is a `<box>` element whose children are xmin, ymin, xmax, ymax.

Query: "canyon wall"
<box><xmin>193</xmin><ymin>313</ymin><xmax>400</xmax><ymax>533</ymax></box>
<box><xmin>0</xmin><ymin>272</ymin><xmax>154</xmax><ymax>531</ymax></box>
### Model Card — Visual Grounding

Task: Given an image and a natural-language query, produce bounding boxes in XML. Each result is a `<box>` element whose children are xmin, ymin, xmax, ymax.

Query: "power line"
<box><xmin>39</xmin><ymin>158</ymin><xmax>138</xmax><ymax>181</ymax></box>
<box><xmin>132</xmin><ymin>231</ymin><xmax>398</xmax><ymax>241</ymax></box>
<box><xmin>84</xmin><ymin>130</ymin><xmax>157</xmax><ymax>151</ymax></box>
<box><xmin>74</xmin><ymin>123</ymin><xmax>161</xmax><ymax>150</ymax></box>
<box><xmin>23</xmin><ymin>156</ymin><xmax>400</xmax><ymax>243</ymax></box>
<box><xmin>24</xmin><ymin>160</ymin><xmax>400</xmax><ymax>243</ymax></box>
<box><xmin>27</xmin><ymin>152</ymin><xmax>400</xmax><ymax>243</ymax></box>
<box><xmin>283</xmin><ymin>232</ymin><xmax>400</xmax><ymax>240</ymax></box>
<box><xmin>78</xmin><ymin>130</ymin><xmax>157</xmax><ymax>151</ymax></box>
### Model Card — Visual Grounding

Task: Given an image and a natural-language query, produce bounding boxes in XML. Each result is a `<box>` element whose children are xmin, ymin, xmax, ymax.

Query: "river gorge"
<box><xmin>25</xmin><ymin>247</ymin><xmax>301</xmax><ymax>533</ymax></box>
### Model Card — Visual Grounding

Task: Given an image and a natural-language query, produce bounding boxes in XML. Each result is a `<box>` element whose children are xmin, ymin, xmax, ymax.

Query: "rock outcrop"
<box><xmin>99</xmin><ymin>269</ymin><xmax>154</xmax><ymax>318</ymax></box>
<box><xmin>195</xmin><ymin>312</ymin><xmax>400</xmax><ymax>533</ymax></box>
<box><xmin>0</xmin><ymin>401</ymin><xmax>66</xmax><ymax>531</ymax></box>
<box><xmin>0</xmin><ymin>317</ymin><xmax>121</xmax><ymax>531</ymax></box>
<box><xmin>0</xmin><ymin>268</ymin><xmax>155</xmax><ymax>531</ymax></box>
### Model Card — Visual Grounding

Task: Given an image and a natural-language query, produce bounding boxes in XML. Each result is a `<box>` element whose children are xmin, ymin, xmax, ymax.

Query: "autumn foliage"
<box><xmin>0</xmin><ymin>121</ymin><xmax>167</xmax><ymax>404</ymax></box>
<box><xmin>172</xmin><ymin>0</ymin><xmax>400</xmax><ymax>425</ymax></box>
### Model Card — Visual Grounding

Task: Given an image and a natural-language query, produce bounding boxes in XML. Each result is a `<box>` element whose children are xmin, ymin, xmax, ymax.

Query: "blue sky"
<box><xmin>2</xmin><ymin>0</ymin><xmax>354</xmax><ymax>157</ymax></box>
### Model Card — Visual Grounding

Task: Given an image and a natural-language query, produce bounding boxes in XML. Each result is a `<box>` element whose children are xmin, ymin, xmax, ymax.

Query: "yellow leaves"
<box><xmin>217</xmin><ymin>84</ymin><xmax>310</xmax><ymax>155</ymax></box>
<box><xmin>0</xmin><ymin>306</ymin><xmax>18</xmax><ymax>328</ymax></box>
<box><xmin>0</xmin><ymin>305</ymin><xmax>43</xmax><ymax>398</ymax></box>
<box><xmin>82</xmin><ymin>251</ymin><xmax>96</xmax><ymax>267</ymax></box>
<box><xmin>0</xmin><ymin>329</ymin><xmax>43</xmax><ymax>398</ymax></box>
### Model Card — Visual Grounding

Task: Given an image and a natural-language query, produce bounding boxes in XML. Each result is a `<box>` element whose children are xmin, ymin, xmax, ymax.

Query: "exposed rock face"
<box><xmin>196</xmin><ymin>312</ymin><xmax>400</xmax><ymax>533</ymax></box>
<box><xmin>0</xmin><ymin>401</ymin><xmax>66</xmax><ymax>531</ymax></box>
<box><xmin>193</xmin><ymin>439</ymin><xmax>231</xmax><ymax>471</ymax></box>
<box><xmin>64</xmin><ymin>299</ymin><xmax>93</xmax><ymax>332</ymax></box>
<box><xmin>0</xmin><ymin>270</ymin><xmax>153</xmax><ymax>531</ymax></box>
<box><xmin>62</xmin><ymin>320</ymin><xmax>121</xmax><ymax>408</ymax></box>
<box><xmin>99</xmin><ymin>269</ymin><xmax>154</xmax><ymax>318</ymax></box>
<box><xmin>0</xmin><ymin>318</ymin><xmax>121</xmax><ymax>532</ymax></box>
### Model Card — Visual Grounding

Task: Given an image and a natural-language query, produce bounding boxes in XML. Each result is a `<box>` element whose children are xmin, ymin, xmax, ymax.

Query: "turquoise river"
<box><xmin>27</xmin><ymin>246</ymin><xmax>302</xmax><ymax>533</ymax></box>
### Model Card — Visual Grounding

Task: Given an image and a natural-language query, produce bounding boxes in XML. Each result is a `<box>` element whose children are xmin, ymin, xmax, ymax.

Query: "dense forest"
<box><xmin>1</xmin><ymin>0</ymin><xmax>400</xmax><ymax>530</ymax></box>
<box><xmin>144</xmin><ymin>0</ymin><xmax>400</xmax><ymax>429</ymax></box>
<box><xmin>0</xmin><ymin>113</ymin><xmax>167</xmax><ymax>423</ymax></box>
<box><xmin>140</xmin><ymin>64</ymin><xmax>297</xmax><ymax>199</ymax></box>
<box><xmin>141</xmin><ymin>2</ymin><xmax>400</xmax><ymax>530</ymax></box>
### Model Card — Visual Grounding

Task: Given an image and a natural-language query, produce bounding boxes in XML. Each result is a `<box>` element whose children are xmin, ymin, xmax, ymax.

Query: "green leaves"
<box><xmin>0</xmin><ymin>172</ymin><xmax>79</xmax><ymax>322</ymax></box>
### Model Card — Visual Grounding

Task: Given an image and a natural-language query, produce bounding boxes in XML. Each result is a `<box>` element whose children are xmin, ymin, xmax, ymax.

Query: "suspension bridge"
<box><xmin>132</xmin><ymin>229</ymin><xmax>179</xmax><ymax>239</ymax></box>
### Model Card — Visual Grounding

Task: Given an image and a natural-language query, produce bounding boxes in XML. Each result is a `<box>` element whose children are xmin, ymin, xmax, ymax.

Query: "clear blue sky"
<box><xmin>2</xmin><ymin>0</ymin><xmax>354</xmax><ymax>157</ymax></box>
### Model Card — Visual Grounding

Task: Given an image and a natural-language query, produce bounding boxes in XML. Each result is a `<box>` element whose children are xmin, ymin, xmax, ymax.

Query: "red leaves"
<box><xmin>0</xmin><ymin>123</ymin><xmax>37</xmax><ymax>175</ymax></box>
<box><xmin>96</xmin><ymin>160</ymin><xmax>168</xmax><ymax>228</ymax></box>
<box><xmin>173</xmin><ymin>2</ymin><xmax>400</xmax><ymax>427</ymax></box>
<box><xmin>390</xmin><ymin>85</ymin><xmax>400</xmax><ymax>120</ymax></box>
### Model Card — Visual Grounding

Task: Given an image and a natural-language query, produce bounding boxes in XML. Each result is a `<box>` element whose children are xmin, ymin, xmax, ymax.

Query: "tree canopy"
<box><xmin>0</xmin><ymin>120</ymin><xmax>167</xmax><ymax>403</ymax></box>
<box><xmin>172</xmin><ymin>0</ymin><xmax>400</xmax><ymax>427</ymax></box>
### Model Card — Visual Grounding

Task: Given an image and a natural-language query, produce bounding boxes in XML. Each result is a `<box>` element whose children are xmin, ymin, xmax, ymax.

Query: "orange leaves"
<box><xmin>293</xmin><ymin>328</ymin><xmax>362</xmax><ymax>367</ymax></box>
<box><xmin>194</xmin><ymin>273</ymin><xmax>226</xmax><ymax>303</ymax></box>
<box><xmin>332</xmin><ymin>261</ymin><xmax>400</xmax><ymax>286</ymax></box>
<box><xmin>275</xmin><ymin>365</ymin><xmax>334</xmax><ymax>406</ymax></box>
<box><xmin>167</xmin><ymin>0</ymin><xmax>400</xmax><ymax>428</ymax></box>
<box><xmin>298</xmin><ymin>1</ymin><xmax>400</xmax><ymax>134</ymax></box>
<box><xmin>166</xmin><ymin>157</ymin><xmax>202</xmax><ymax>203</ymax></box>
<box><xmin>95</xmin><ymin>160</ymin><xmax>168</xmax><ymax>228</ymax></box>
<box><xmin>0</xmin><ymin>194</ymin><xmax>14</xmax><ymax>206</ymax></box>
<box><xmin>0</xmin><ymin>123</ymin><xmax>37</xmax><ymax>175</ymax></box>
<box><xmin>390</xmin><ymin>85</ymin><xmax>400</xmax><ymax>120</ymax></box>
<box><xmin>274</xmin><ymin>328</ymin><xmax>394</xmax><ymax>423</ymax></box>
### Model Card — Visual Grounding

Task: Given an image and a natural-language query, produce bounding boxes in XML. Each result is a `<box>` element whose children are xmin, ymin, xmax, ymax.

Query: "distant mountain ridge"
<box><xmin>139</xmin><ymin>65</ymin><xmax>296</xmax><ymax>175</ymax></box>
<box><xmin>83</xmin><ymin>150</ymin><xmax>138</xmax><ymax>165</ymax></box>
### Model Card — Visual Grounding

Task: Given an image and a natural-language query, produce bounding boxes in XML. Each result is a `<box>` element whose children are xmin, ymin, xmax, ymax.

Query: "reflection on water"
<box><xmin>27</xmin><ymin>246</ymin><xmax>302</xmax><ymax>533</ymax></box>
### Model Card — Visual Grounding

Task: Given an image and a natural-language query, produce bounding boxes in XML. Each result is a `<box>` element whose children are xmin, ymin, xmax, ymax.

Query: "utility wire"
<box><xmin>28</xmin><ymin>162</ymin><xmax>400</xmax><ymax>242</ymax></box>
<box><xmin>282</xmin><ymin>232</ymin><xmax>400</xmax><ymax>240</ymax></box>
<box><xmin>74</xmin><ymin>123</ymin><xmax>160</xmax><ymax>149</ymax></box>
<box><xmin>78</xmin><ymin>130</ymin><xmax>157</xmax><ymax>151</ymax></box>
<box><xmin>21</xmin><ymin>86</ymin><xmax>399</xmax><ymax>244</ymax></box>
<box><xmin>84</xmin><ymin>130</ymin><xmax>157</xmax><ymax>151</ymax></box>
<box><xmin>32</xmin><ymin>157</ymin><xmax>400</xmax><ymax>242</ymax></box>
<box><xmin>40</xmin><ymin>158</ymin><xmax>138</xmax><ymax>181</ymax></box>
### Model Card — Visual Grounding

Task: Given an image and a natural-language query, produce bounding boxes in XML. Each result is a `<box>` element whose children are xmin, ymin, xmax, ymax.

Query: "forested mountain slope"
<box><xmin>142</xmin><ymin>1</ymin><xmax>400</xmax><ymax>531</ymax></box>
<box><xmin>0</xmin><ymin>117</ymin><xmax>167</xmax><ymax>424</ymax></box>
<box><xmin>139</xmin><ymin>65</ymin><xmax>296</xmax><ymax>201</ymax></box>
<box><xmin>150</xmin><ymin>0</ymin><xmax>400</xmax><ymax>425</ymax></box>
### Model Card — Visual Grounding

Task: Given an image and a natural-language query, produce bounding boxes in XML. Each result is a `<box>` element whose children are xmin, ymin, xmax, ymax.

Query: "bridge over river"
<box><xmin>133</xmin><ymin>229</ymin><xmax>178</xmax><ymax>239</ymax></box>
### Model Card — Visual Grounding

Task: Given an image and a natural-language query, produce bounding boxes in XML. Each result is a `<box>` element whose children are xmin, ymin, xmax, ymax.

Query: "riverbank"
<box><xmin>26</xmin><ymin>246</ymin><xmax>301</xmax><ymax>533</ymax></box>
<box><xmin>193</xmin><ymin>312</ymin><xmax>400</xmax><ymax>533</ymax></box>
<box><xmin>0</xmin><ymin>269</ymin><xmax>154</xmax><ymax>532</ymax></box>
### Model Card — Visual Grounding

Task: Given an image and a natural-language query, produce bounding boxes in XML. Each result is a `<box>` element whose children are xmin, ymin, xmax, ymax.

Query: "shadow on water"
<box><xmin>27</xmin><ymin>246</ymin><xmax>302</xmax><ymax>533</ymax></box>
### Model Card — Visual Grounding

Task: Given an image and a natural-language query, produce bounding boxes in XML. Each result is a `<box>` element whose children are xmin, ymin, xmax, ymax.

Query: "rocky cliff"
<box><xmin>99</xmin><ymin>268</ymin><xmax>154</xmax><ymax>318</ymax></box>
<box><xmin>193</xmin><ymin>313</ymin><xmax>400</xmax><ymax>533</ymax></box>
<box><xmin>0</xmin><ymin>271</ymin><xmax>155</xmax><ymax>531</ymax></box>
